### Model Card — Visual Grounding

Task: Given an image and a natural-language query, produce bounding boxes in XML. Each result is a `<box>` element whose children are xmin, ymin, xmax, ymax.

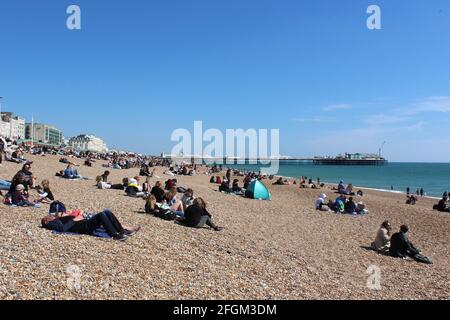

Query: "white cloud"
<box><xmin>403</xmin><ymin>96</ymin><xmax>450</xmax><ymax>115</ymax></box>
<box><xmin>323</xmin><ymin>104</ymin><xmax>353</xmax><ymax>112</ymax></box>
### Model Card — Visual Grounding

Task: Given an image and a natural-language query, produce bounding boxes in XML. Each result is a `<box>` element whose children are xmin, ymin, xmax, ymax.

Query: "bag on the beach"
<box><xmin>155</xmin><ymin>209</ymin><xmax>176</xmax><ymax>221</ymax></box>
<box><xmin>49</xmin><ymin>201</ymin><xmax>67</xmax><ymax>214</ymax></box>
<box><xmin>177</xmin><ymin>187</ymin><xmax>187</xmax><ymax>193</ymax></box>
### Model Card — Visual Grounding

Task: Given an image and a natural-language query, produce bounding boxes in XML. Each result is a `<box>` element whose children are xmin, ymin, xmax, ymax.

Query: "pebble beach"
<box><xmin>0</xmin><ymin>154</ymin><xmax>449</xmax><ymax>300</ymax></box>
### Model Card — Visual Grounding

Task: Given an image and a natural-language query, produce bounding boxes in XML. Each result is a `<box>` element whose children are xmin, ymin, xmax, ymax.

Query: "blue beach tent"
<box><xmin>245</xmin><ymin>180</ymin><xmax>272</xmax><ymax>200</ymax></box>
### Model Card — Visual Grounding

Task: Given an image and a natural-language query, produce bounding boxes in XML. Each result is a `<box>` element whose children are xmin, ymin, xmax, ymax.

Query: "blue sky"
<box><xmin>0</xmin><ymin>0</ymin><xmax>449</xmax><ymax>161</ymax></box>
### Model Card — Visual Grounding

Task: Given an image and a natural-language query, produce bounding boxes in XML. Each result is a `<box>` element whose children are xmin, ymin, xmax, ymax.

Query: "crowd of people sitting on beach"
<box><xmin>0</xmin><ymin>138</ymin><xmax>447</xmax><ymax>250</ymax></box>
<box><xmin>92</xmin><ymin>165</ymin><xmax>223</xmax><ymax>231</ymax></box>
<box><xmin>315</xmin><ymin>193</ymin><xmax>369</xmax><ymax>215</ymax></box>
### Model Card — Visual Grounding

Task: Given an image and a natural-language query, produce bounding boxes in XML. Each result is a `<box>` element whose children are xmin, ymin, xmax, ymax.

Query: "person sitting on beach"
<box><xmin>356</xmin><ymin>201</ymin><xmax>369</xmax><ymax>215</ymax></box>
<box><xmin>64</xmin><ymin>164</ymin><xmax>81</xmax><ymax>179</ymax></box>
<box><xmin>273</xmin><ymin>177</ymin><xmax>286</xmax><ymax>186</ymax></box>
<box><xmin>10</xmin><ymin>148</ymin><xmax>27</xmax><ymax>163</ymax></box>
<box><xmin>371</xmin><ymin>221</ymin><xmax>392</xmax><ymax>254</ymax></box>
<box><xmin>125</xmin><ymin>177</ymin><xmax>145</xmax><ymax>197</ymax></box>
<box><xmin>140</xmin><ymin>165</ymin><xmax>151</xmax><ymax>177</ymax></box>
<box><xmin>165</xmin><ymin>179</ymin><xmax>177</xmax><ymax>190</ymax></box>
<box><xmin>41</xmin><ymin>209</ymin><xmax>140</xmax><ymax>241</ymax></box>
<box><xmin>406</xmin><ymin>194</ymin><xmax>418</xmax><ymax>205</ymax></box>
<box><xmin>145</xmin><ymin>195</ymin><xmax>164</xmax><ymax>215</ymax></box>
<box><xmin>163</xmin><ymin>187</ymin><xmax>184</xmax><ymax>215</ymax></box>
<box><xmin>434</xmin><ymin>196</ymin><xmax>450</xmax><ymax>212</ymax></box>
<box><xmin>232</xmin><ymin>179</ymin><xmax>243</xmax><ymax>194</ymax></box>
<box><xmin>334</xmin><ymin>195</ymin><xmax>347</xmax><ymax>213</ymax></box>
<box><xmin>11</xmin><ymin>184</ymin><xmax>41</xmax><ymax>208</ymax></box>
<box><xmin>308</xmin><ymin>179</ymin><xmax>318</xmax><ymax>189</ymax></box>
<box><xmin>337</xmin><ymin>181</ymin><xmax>345</xmax><ymax>194</ymax></box>
<box><xmin>389</xmin><ymin>225</ymin><xmax>432</xmax><ymax>264</ymax></box>
<box><xmin>357</xmin><ymin>190</ymin><xmax>364</xmax><ymax>197</ymax></box>
<box><xmin>299</xmin><ymin>178</ymin><xmax>307</xmax><ymax>188</ymax></box>
<box><xmin>9</xmin><ymin>172</ymin><xmax>30</xmax><ymax>196</ymax></box>
<box><xmin>36</xmin><ymin>179</ymin><xmax>55</xmax><ymax>203</ymax></box>
<box><xmin>16</xmin><ymin>163</ymin><xmax>36</xmax><ymax>189</ymax></box>
<box><xmin>181</xmin><ymin>198</ymin><xmax>223</xmax><ymax>231</ymax></box>
<box><xmin>210</xmin><ymin>176</ymin><xmax>216</xmax><ymax>184</ymax></box>
<box><xmin>215</xmin><ymin>176</ymin><xmax>222</xmax><ymax>185</ymax></box>
<box><xmin>96</xmin><ymin>176</ymin><xmax>112</xmax><ymax>189</ymax></box>
<box><xmin>344</xmin><ymin>197</ymin><xmax>357</xmax><ymax>214</ymax></box>
<box><xmin>315</xmin><ymin>194</ymin><xmax>331</xmax><ymax>212</ymax></box>
<box><xmin>151</xmin><ymin>181</ymin><xmax>166</xmax><ymax>202</ymax></box>
<box><xmin>219</xmin><ymin>180</ymin><xmax>232</xmax><ymax>193</ymax></box>
<box><xmin>84</xmin><ymin>159</ymin><xmax>93</xmax><ymax>167</ymax></box>
<box><xmin>181</xmin><ymin>188</ymin><xmax>195</xmax><ymax>211</ymax></box>
<box><xmin>101</xmin><ymin>171</ymin><xmax>110</xmax><ymax>183</ymax></box>
<box><xmin>345</xmin><ymin>184</ymin><xmax>355</xmax><ymax>196</ymax></box>
<box><xmin>142</xmin><ymin>177</ymin><xmax>152</xmax><ymax>194</ymax></box>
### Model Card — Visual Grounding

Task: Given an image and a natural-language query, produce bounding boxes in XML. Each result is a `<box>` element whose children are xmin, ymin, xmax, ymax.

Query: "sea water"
<box><xmin>227</xmin><ymin>162</ymin><xmax>450</xmax><ymax>198</ymax></box>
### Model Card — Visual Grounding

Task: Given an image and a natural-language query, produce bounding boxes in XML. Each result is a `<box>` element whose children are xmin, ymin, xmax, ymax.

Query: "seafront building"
<box><xmin>24</xmin><ymin>123</ymin><xmax>63</xmax><ymax>147</ymax></box>
<box><xmin>0</xmin><ymin>112</ymin><xmax>26</xmax><ymax>140</ymax></box>
<box><xmin>68</xmin><ymin>134</ymin><xmax>108</xmax><ymax>153</ymax></box>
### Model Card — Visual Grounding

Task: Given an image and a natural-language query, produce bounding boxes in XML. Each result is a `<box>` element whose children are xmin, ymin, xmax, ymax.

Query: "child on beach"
<box><xmin>36</xmin><ymin>179</ymin><xmax>55</xmax><ymax>204</ymax></box>
<box><xmin>11</xmin><ymin>184</ymin><xmax>41</xmax><ymax>208</ymax></box>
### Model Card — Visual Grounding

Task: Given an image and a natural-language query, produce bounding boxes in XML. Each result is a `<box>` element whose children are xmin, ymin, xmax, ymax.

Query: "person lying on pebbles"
<box><xmin>41</xmin><ymin>209</ymin><xmax>141</xmax><ymax>241</ymax></box>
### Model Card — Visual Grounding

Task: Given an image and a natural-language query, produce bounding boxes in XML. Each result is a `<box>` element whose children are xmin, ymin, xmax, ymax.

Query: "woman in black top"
<box><xmin>41</xmin><ymin>210</ymin><xmax>140</xmax><ymax>241</ymax></box>
<box><xmin>151</xmin><ymin>181</ymin><xmax>166</xmax><ymax>202</ymax></box>
<box><xmin>183</xmin><ymin>198</ymin><xmax>222</xmax><ymax>231</ymax></box>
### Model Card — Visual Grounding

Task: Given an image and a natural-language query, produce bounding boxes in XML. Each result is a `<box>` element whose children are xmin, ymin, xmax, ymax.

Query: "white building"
<box><xmin>25</xmin><ymin>123</ymin><xmax>63</xmax><ymax>146</ymax></box>
<box><xmin>68</xmin><ymin>134</ymin><xmax>108</xmax><ymax>153</ymax></box>
<box><xmin>0</xmin><ymin>112</ymin><xmax>26</xmax><ymax>140</ymax></box>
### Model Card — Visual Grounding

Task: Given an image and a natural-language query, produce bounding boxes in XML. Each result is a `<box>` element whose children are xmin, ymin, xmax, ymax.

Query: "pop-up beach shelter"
<box><xmin>245</xmin><ymin>180</ymin><xmax>272</xmax><ymax>200</ymax></box>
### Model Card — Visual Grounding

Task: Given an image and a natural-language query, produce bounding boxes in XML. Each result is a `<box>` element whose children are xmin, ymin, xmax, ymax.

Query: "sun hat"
<box><xmin>16</xmin><ymin>184</ymin><xmax>25</xmax><ymax>191</ymax></box>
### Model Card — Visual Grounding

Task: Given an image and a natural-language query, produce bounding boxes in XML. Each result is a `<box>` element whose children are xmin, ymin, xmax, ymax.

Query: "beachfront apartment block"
<box><xmin>0</xmin><ymin>112</ymin><xmax>26</xmax><ymax>140</ymax></box>
<box><xmin>25</xmin><ymin>123</ymin><xmax>63</xmax><ymax>147</ymax></box>
<box><xmin>68</xmin><ymin>134</ymin><xmax>108</xmax><ymax>153</ymax></box>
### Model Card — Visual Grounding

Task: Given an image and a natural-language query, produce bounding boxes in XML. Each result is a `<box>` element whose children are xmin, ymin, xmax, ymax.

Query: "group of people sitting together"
<box><xmin>333</xmin><ymin>181</ymin><xmax>364</xmax><ymax>196</ymax></box>
<box><xmin>371</xmin><ymin>221</ymin><xmax>432</xmax><ymax>264</ymax></box>
<box><xmin>315</xmin><ymin>193</ymin><xmax>369</xmax><ymax>215</ymax></box>
<box><xmin>0</xmin><ymin>137</ymin><xmax>30</xmax><ymax>164</ymax></box>
<box><xmin>1</xmin><ymin>162</ymin><xmax>55</xmax><ymax>208</ymax></box>
<box><xmin>164</xmin><ymin>163</ymin><xmax>197</xmax><ymax>177</ymax></box>
<box><xmin>93</xmin><ymin>169</ymin><xmax>223</xmax><ymax>232</ymax></box>
<box><xmin>210</xmin><ymin>175</ymin><xmax>244</xmax><ymax>195</ymax></box>
<box><xmin>433</xmin><ymin>192</ymin><xmax>450</xmax><ymax>213</ymax></box>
